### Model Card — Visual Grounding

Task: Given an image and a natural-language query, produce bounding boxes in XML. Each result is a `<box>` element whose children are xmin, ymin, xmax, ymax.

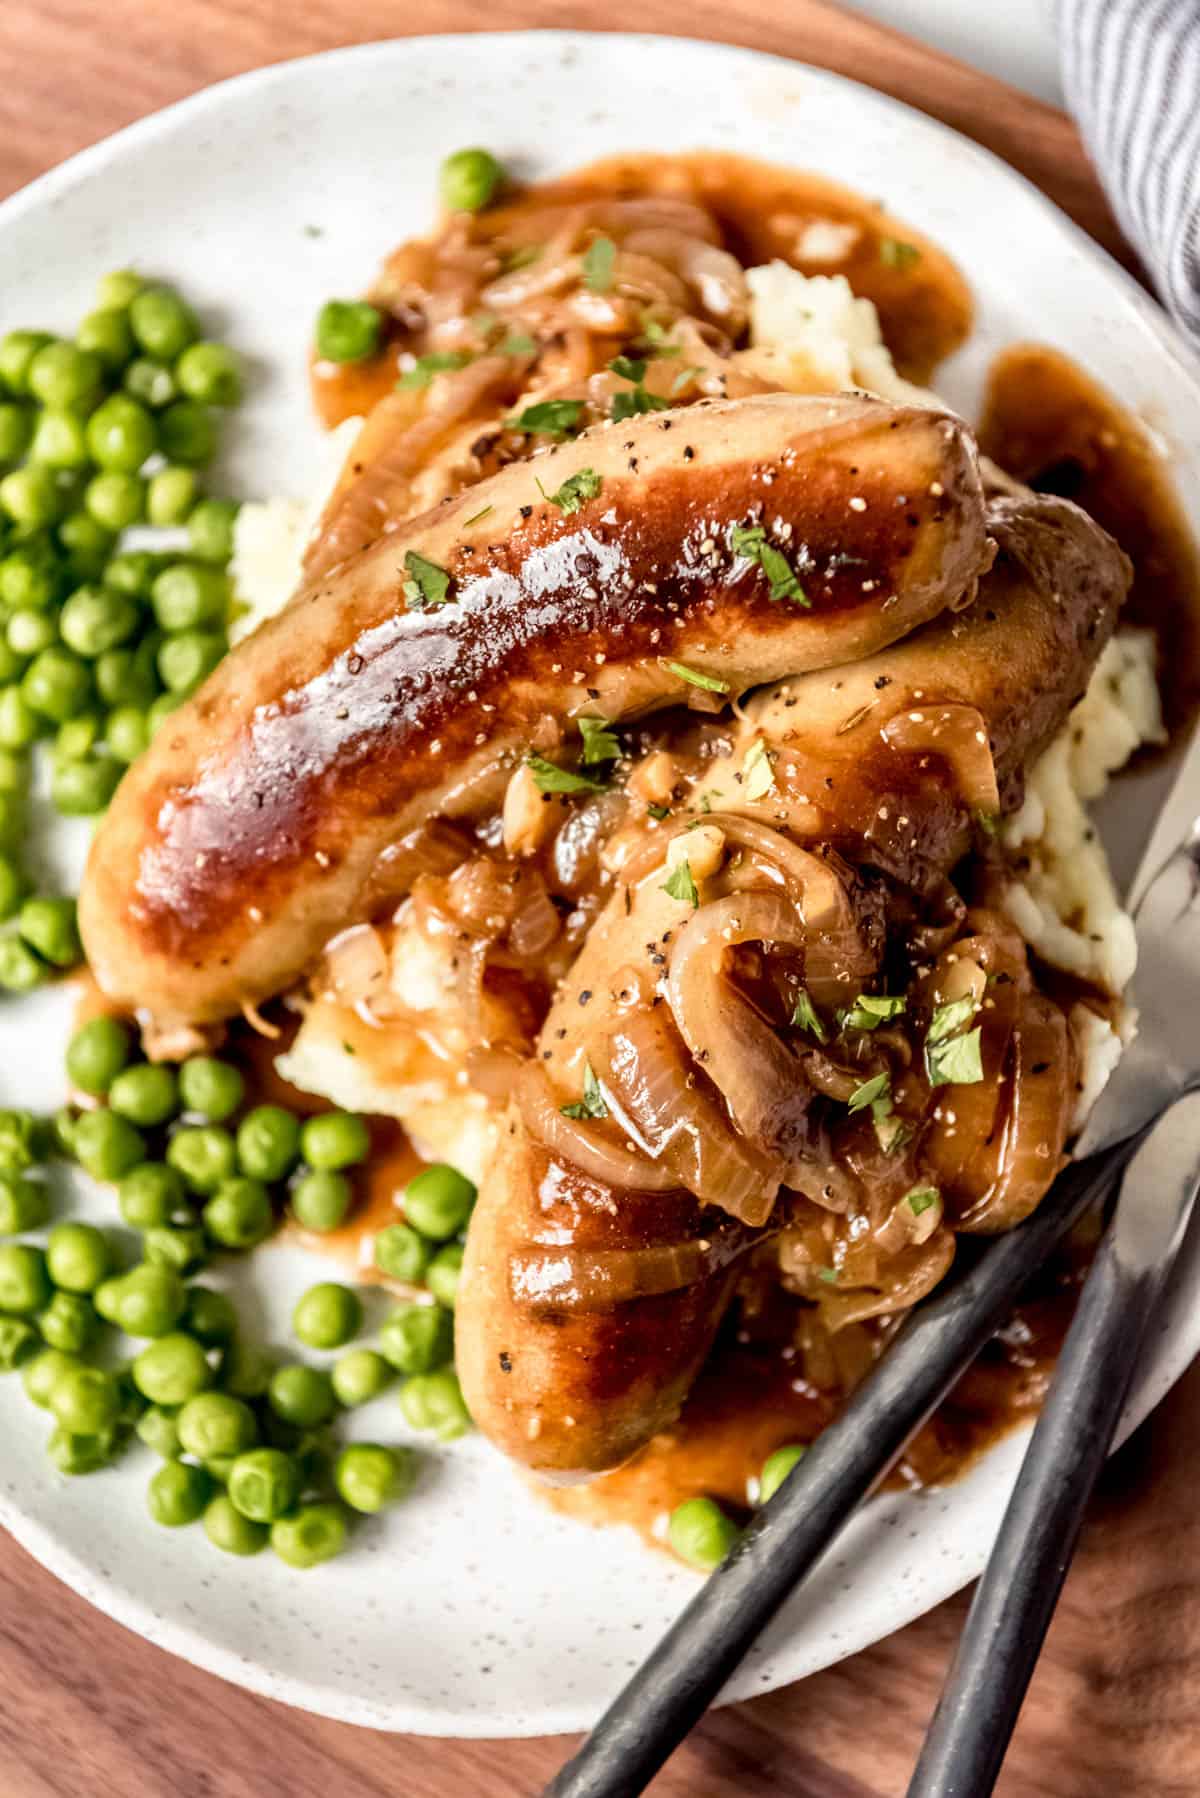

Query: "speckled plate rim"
<box><xmin>0</xmin><ymin>29</ymin><xmax>1198</xmax><ymax>1738</ymax></box>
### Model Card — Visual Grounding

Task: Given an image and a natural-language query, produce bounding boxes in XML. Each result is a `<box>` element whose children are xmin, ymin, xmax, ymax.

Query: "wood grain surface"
<box><xmin>0</xmin><ymin>4</ymin><xmax>1194</xmax><ymax>1795</ymax></box>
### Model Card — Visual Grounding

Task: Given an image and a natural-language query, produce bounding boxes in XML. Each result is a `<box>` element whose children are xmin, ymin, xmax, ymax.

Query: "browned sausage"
<box><xmin>78</xmin><ymin>394</ymin><xmax>987</xmax><ymax>1029</ymax></box>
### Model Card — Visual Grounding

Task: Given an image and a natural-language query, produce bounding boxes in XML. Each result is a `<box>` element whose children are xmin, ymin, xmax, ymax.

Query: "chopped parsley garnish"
<box><xmin>639</xmin><ymin>316</ymin><xmax>681</xmax><ymax>354</ymax></box>
<box><xmin>843</xmin><ymin>993</ymin><xmax>907</xmax><ymax>1031</ymax></box>
<box><xmin>647</xmin><ymin>803</ymin><xmax>671</xmax><ymax>821</ymax></box>
<box><xmin>526</xmin><ymin>753</ymin><xmax>605</xmax><ymax>795</ymax></box>
<box><xmin>671</xmin><ymin>364</ymin><xmax>706</xmax><ymax>394</ymax></box>
<box><xmin>612</xmin><ymin>385</ymin><xmax>670</xmax><ymax>422</ymax></box>
<box><xmin>663</xmin><ymin>858</ymin><xmax>700</xmax><ymax>908</ymax></box>
<box><xmin>398</xmin><ymin>350</ymin><xmax>474</xmax><ymax>389</ymax></box>
<box><xmin>906</xmin><ymin>1186</ymin><xmax>939</xmax><ymax>1217</ymax></box>
<box><xmin>502</xmin><ymin>244</ymin><xmax>541</xmax><ymax>272</ymax></box>
<box><xmin>341</xmin><ymin>1040</ymin><xmax>357</xmax><ymax>1056</ymax></box>
<box><xmin>880</xmin><ymin>237</ymin><xmax>921</xmax><ymax>270</ymax></box>
<box><xmin>560</xmin><ymin>1061</ymin><xmax>609</xmax><ymax>1120</ymax></box>
<box><xmin>499</xmin><ymin>331</ymin><xmax>538</xmax><ymax>356</ymax></box>
<box><xmin>541</xmin><ymin>466</ymin><xmax>602</xmax><ymax>515</ymax></box>
<box><xmin>742</xmin><ymin>737</ymin><xmax>775</xmax><ymax>801</ymax></box>
<box><xmin>577</xmin><ymin>715</ymin><xmax>620</xmax><ymax>765</ymax></box>
<box><xmin>662</xmin><ymin>660</ymin><xmax>730</xmax><ymax>694</ymax></box>
<box><xmin>583</xmin><ymin>235</ymin><xmax>617</xmax><ymax>292</ymax></box>
<box><xmin>472</xmin><ymin>309</ymin><xmax>498</xmax><ymax>337</ymax></box>
<box><xmin>874</xmin><ymin>1110</ymin><xmax>912</xmax><ymax>1155</ymax></box>
<box><xmin>462</xmin><ymin>503</ymin><xmax>493</xmax><ymax>527</ymax></box>
<box><xmin>927</xmin><ymin>1027</ymin><xmax>984</xmax><ymax>1087</ymax></box>
<box><xmin>927</xmin><ymin>995</ymin><xmax>979</xmax><ymax>1045</ymax></box>
<box><xmin>847</xmin><ymin>1071</ymin><xmax>891</xmax><ymax>1114</ymax></box>
<box><xmin>790</xmin><ymin>989</ymin><xmax>827</xmax><ymax>1043</ymax></box>
<box><xmin>817</xmin><ymin>1267</ymin><xmax>840</xmax><ymax>1285</ymax></box>
<box><xmin>403</xmin><ymin>551</ymin><xmax>451</xmax><ymax>610</ymax></box>
<box><xmin>507</xmin><ymin>399</ymin><xmax>585</xmax><ymax>438</ymax></box>
<box><xmin>730</xmin><ymin>524</ymin><xmax>810</xmax><ymax>607</ymax></box>
<box><xmin>975</xmin><ymin>808</ymin><xmax>1001</xmax><ymax>838</ymax></box>
<box><xmin>609</xmin><ymin>355</ymin><xmax>647</xmax><ymax>383</ymax></box>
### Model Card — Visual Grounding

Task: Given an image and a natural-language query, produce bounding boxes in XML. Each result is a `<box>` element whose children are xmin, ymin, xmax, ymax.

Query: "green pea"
<box><xmin>117</xmin><ymin>1160</ymin><xmax>186</xmax><ymax>1229</ymax></box>
<box><xmin>23</xmin><ymin>1346</ymin><xmax>80</xmax><ymax>1407</ymax></box>
<box><xmin>299</xmin><ymin>1111</ymin><xmax>370</xmax><ymax>1172</ymax></box>
<box><xmin>106</xmin><ymin>705</ymin><xmax>149</xmax><ymax>765</ymax></box>
<box><xmin>29</xmin><ymin>408</ymin><xmax>90</xmax><ymax>469</ymax></box>
<box><xmin>203</xmin><ymin>1491</ymin><xmax>267</xmax><ymax>1555</ymax></box>
<box><xmin>219</xmin><ymin>1337</ymin><xmax>274</xmax><ymax>1399</ymax></box>
<box><xmin>84</xmin><ymin>470</ymin><xmax>146</xmax><ymax>532</ymax></box>
<box><xmin>0</xmin><ymin>539</ymin><xmax>61</xmax><ymax>609</ymax></box>
<box><xmin>38</xmin><ymin>1290</ymin><xmax>98</xmax><ymax>1355</ymax></box>
<box><xmin>398</xmin><ymin>1367</ymin><xmax>472</xmax><ymax>1441</ymax></box>
<box><xmin>202</xmin><ymin>1452</ymin><xmax>238</xmax><ymax>1483</ymax></box>
<box><xmin>0</xmin><ymin>788</ymin><xmax>25</xmax><ymax>850</ymax></box>
<box><xmin>101</xmin><ymin>549</ymin><xmax>158</xmax><ymax>600</ymax></box>
<box><xmin>54</xmin><ymin>714</ymin><xmax>102</xmax><ymax>763</ymax></box>
<box><xmin>130</xmin><ymin>287</ymin><xmax>198</xmax><ymax>362</ymax></box>
<box><xmin>47</xmin><ymin>1426</ymin><xmax>117</xmax><ymax>1475</ymax></box>
<box><xmin>758</xmin><ymin>1443</ymin><xmax>807</xmax><ymax>1504</ymax></box>
<box><xmin>51</xmin><ymin>754</ymin><xmax>120</xmax><ymax>816</ymax></box>
<box><xmin>426</xmin><ymin>1242</ymin><xmax>463</xmax><ymax>1310</ymax></box>
<box><xmin>187</xmin><ymin>498</ymin><xmax>239</xmax><ymax>564</ymax></box>
<box><xmin>315</xmin><ymin>300</ymin><xmax>383</xmax><ymax>365</ymax></box>
<box><xmin>48</xmin><ymin>1362</ymin><xmax>120</xmax><ymax>1435</ymax></box>
<box><xmin>402</xmin><ymin>1163</ymin><xmax>476</xmax><ymax>1240</ymax></box>
<box><xmin>0</xmin><ymin>1173</ymin><xmax>49</xmax><ymax>1233</ymax></box>
<box><xmin>0</xmin><ymin>686</ymin><xmax>38</xmax><ymax>749</ymax></box>
<box><xmin>227</xmin><ymin>1446</ymin><xmax>299</xmax><ymax>1522</ymax></box>
<box><xmin>373</xmin><ymin>1224</ymin><xmax>431</xmax><ymax>1286</ymax></box>
<box><xmin>0</xmin><ymin>331</ymin><xmax>53</xmax><ymax>394</ymax></box>
<box><xmin>292</xmin><ymin>1281</ymin><xmax>362</xmax><ymax>1351</ymax></box>
<box><xmin>335</xmin><ymin>1442</ymin><xmax>414</xmax><ymax>1514</ymax></box>
<box><xmin>159</xmin><ymin>400</ymin><xmax>216</xmax><ymax>467</ymax></box>
<box><xmin>143</xmin><ymin>1223</ymin><xmax>207</xmax><ymax>1274</ymax></box>
<box><xmin>178</xmin><ymin>1056</ymin><xmax>245</xmax><ymax>1123</ymax></box>
<box><xmin>267</xmin><ymin>1363</ymin><xmax>335</xmax><ymax>1429</ymax></box>
<box><xmin>148</xmin><ymin>1459</ymin><xmax>212</xmax><ymax>1526</ymax></box>
<box><xmin>0</xmin><ymin>403</ymin><xmax>31</xmax><ymax>465</ymax></box>
<box><xmin>290</xmin><ymin>1169</ymin><xmax>351</xmax><ymax>1234</ymax></box>
<box><xmin>379</xmin><ymin>1303</ymin><xmax>452</xmax><ymax>1375</ymax></box>
<box><xmin>66</xmin><ymin>1015</ymin><xmax>131</xmax><ymax>1094</ymax></box>
<box><xmin>86</xmin><ymin>393</ymin><xmax>157</xmax><ymax>472</ymax></box>
<box><xmin>27</xmin><ymin>341</ymin><xmax>105</xmax><ymax>413</ymax></box>
<box><xmin>0</xmin><ymin>464</ymin><xmax>66</xmax><ymax>531</ymax></box>
<box><xmin>331</xmin><ymin>1346</ymin><xmax>394</xmax><ymax>1408</ymax></box>
<box><xmin>157</xmin><ymin>629</ymin><xmax>224</xmax><ymax>694</ymax></box>
<box><xmin>132</xmin><ymin>1332</ymin><xmax>213</xmax><ymax>1406</ymax></box>
<box><xmin>151</xmin><ymin>562</ymin><xmax>228</xmax><ymax>632</ymax></box>
<box><xmin>92</xmin><ymin>1275</ymin><xmax>122</xmax><ymax>1324</ymax></box>
<box><xmin>7</xmin><ymin>608</ymin><xmax>53</xmax><ymax>659</ymax></box>
<box><xmin>45</xmin><ymin>1221</ymin><xmax>111</xmax><ymax>1293</ymax></box>
<box><xmin>76</xmin><ymin>307</ymin><xmax>136</xmax><ymax>371</ymax></box>
<box><xmin>18</xmin><ymin>895</ymin><xmax>81</xmax><ymax>968</ymax></box>
<box><xmin>97</xmin><ymin>271</ymin><xmax>143</xmax><ymax>311</ymax></box>
<box><xmin>136</xmin><ymin>1403</ymin><xmax>182</xmax><ymax>1458</ymax></box>
<box><xmin>439</xmin><ymin>147</ymin><xmax>504</xmax><ymax>213</ymax></box>
<box><xmin>166</xmin><ymin>1123</ymin><xmax>237</xmax><ymax>1196</ymax></box>
<box><xmin>0</xmin><ymin>751</ymin><xmax>26</xmax><ymax>790</ymax></box>
<box><xmin>22</xmin><ymin>645</ymin><xmax>92</xmax><ymax>721</ymax></box>
<box><xmin>0</xmin><ymin>1313</ymin><xmax>38</xmax><ymax>1370</ymax></box>
<box><xmin>182</xmin><ymin>1285</ymin><xmax>236</xmax><ymax>1344</ymax></box>
<box><xmin>0</xmin><ymin>854</ymin><xmax>25</xmax><ymax>924</ymax></box>
<box><xmin>97</xmin><ymin>649</ymin><xmax>155</xmax><ymax>712</ymax></box>
<box><xmin>107</xmin><ymin>1061</ymin><xmax>180</xmax><ymax>1127</ymax></box>
<box><xmin>124</xmin><ymin>358</ymin><xmax>177</xmax><ymax>410</ymax></box>
<box><xmin>0</xmin><ymin>938</ymin><xmax>44</xmax><ymax>996</ymax></box>
<box><xmin>235</xmin><ymin>1105</ymin><xmax>300</xmax><ymax>1182</ymax></box>
<box><xmin>178</xmin><ymin>1389</ymin><xmax>257</xmax><ymax>1459</ymax></box>
<box><xmin>145</xmin><ymin>465</ymin><xmax>197</xmax><ymax>526</ymax></box>
<box><xmin>667</xmin><ymin>1496</ymin><xmax>740</xmax><ymax>1571</ymax></box>
<box><xmin>147</xmin><ymin>690</ymin><xmax>185</xmax><ymax>738</ymax></box>
<box><xmin>177</xmin><ymin>343</ymin><xmax>242</xmax><ymax>408</ymax></box>
<box><xmin>203</xmin><ymin>1176</ymin><xmax>273</xmax><ymax>1249</ymax></box>
<box><xmin>58</xmin><ymin>511</ymin><xmax>115</xmax><ymax>581</ymax></box>
<box><xmin>270</xmin><ymin>1501</ymin><xmax>348</xmax><ymax>1569</ymax></box>
<box><xmin>72</xmin><ymin>1109</ymin><xmax>145</xmax><ymax>1182</ymax></box>
<box><xmin>0</xmin><ymin>1241</ymin><xmax>49</xmax><ymax>1313</ymax></box>
<box><xmin>105</xmin><ymin>1262</ymin><xmax>187</xmax><ymax>1338</ymax></box>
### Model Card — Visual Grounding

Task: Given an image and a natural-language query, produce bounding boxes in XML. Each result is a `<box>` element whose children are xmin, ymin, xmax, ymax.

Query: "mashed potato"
<box><xmin>239</xmin><ymin>267</ymin><xmax>1159</xmax><ymax>1167</ymax></box>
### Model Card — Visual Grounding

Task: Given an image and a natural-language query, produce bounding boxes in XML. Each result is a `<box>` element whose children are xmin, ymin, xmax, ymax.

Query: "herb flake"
<box><xmin>730</xmin><ymin>524</ymin><xmax>810</xmax><ymax>607</ymax></box>
<box><xmin>526</xmin><ymin>753</ymin><xmax>604</xmax><ymax>795</ymax></box>
<box><xmin>542</xmin><ymin>466</ymin><xmax>602</xmax><ymax>515</ymax></box>
<box><xmin>663</xmin><ymin>858</ymin><xmax>700</xmax><ymax>908</ymax></box>
<box><xmin>507</xmin><ymin>399</ymin><xmax>584</xmax><ymax>438</ymax></box>
<box><xmin>927</xmin><ymin>1026</ymin><xmax>984</xmax><ymax>1088</ymax></box>
<box><xmin>398</xmin><ymin>350</ymin><xmax>474</xmax><ymax>389</ymax></box>
<box><xmin>906</xmin><ymin>1186</ymin><xmax>939</xmax><ymax>1217</ymax></box>
<box><xmin>742</xmin><ymin>737</ymin><xmax>775</xmax><ymax>801</ymax></box>
<box><xmin>880</xmin><ymin>237</ymin><xmax>921</xmax><ymax>270</ymax></box>
<box><xmin>790</xmin><ymin>990</ymin><xmax>827</xmax><ymax>1043</ymax></box>
<box><xmin>561</xmin><ymin>1061</ymin><xmax>609</xmax><ymax>1120</ymax></box>
<box><xmin>583</xmin><ymin>236</ymin><xmax>616</xmax><ymax>292</ymax></box>
<box><xmin>843</xmin><ymin>993</ymin><xmax>907</xmax><ymax>1031</ymax></box>
<box><xmin>577</xmin><ymin>715</ymin><xmax>620</xmax><ymax>765</ymax></box>
<box><xmin>662</xmin><ymin>660</ymin><xmax>730</xmax><ymax>694</ymax></box>
<box><xmin>403</xmin><ymin>551</ymin><xmax>451</xmax><ymax>610</ymax></box>
<box><xmin>847</xmin><ymin>1071</ymin><xmax>891</xmax><ymax>1114</ymax></box>
<box><xmin>928</xmin><ymin>995</ymin><xmax>979</xmax><ymax>1045</ymax></box>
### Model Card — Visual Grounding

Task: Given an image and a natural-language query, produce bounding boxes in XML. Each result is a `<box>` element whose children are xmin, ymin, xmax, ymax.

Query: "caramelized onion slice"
<box><xmin>517</xmin><ymin>1061</ymin><xmax>679</xmax><ymax>1192</ymax></box>
<box><xmin>508</xmin><ymin>1226</ymin><xmax>753</xmax><ymax>1311</ymax></box>
<box><xmin>956</xmin><ymin>992</ymin><xmax>1073</xmax><ymax>1233</ymax></box>
<box><xmin>882</xmin><ymin>702</ymin><xmax>1001</xmax><ymax>817</ymax></box>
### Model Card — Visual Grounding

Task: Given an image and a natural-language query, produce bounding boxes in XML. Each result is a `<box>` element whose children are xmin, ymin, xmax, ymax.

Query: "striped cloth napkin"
<box><xmin>1059</xmin><ymin>0</ymin><xmax>1200</xmax><ymax>343</ymax></box>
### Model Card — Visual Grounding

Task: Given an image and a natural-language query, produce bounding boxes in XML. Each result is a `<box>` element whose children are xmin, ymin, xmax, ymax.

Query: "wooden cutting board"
<box><xmin>1</xmin><ymin>4</ymin><xmax>1196</xmax><ymax>1795</ymax></box>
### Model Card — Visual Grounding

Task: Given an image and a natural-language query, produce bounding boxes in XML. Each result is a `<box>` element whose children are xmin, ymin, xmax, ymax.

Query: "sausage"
<box><xmin>456</xmin><ymin>492</ymin><xmax>1130</xmax><ymax>1478</ymax></box>
<box><xmin>79</xmin><ymin>393</ymin><xmax>988</xmax><ymax>1028</ymax></box>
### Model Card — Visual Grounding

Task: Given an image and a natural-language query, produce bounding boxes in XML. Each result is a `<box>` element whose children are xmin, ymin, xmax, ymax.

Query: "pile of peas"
<box><xmin>0</xmin><ymin>271</ymin><xmax>243</xmax><ymax>993</ymax></box>
<box><xmin>0</xmin><ymin>1016</ymin><xmax>475</xmax><ymax>1568</ymax></box>
<box><xmin>666</xmin><ymin>1444</ymin><xmax>810</xmax><ymax>1573</ymax></box>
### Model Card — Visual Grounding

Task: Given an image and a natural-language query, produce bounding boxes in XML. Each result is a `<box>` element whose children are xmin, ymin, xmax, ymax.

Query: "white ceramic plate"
<box><xmin>1</xmin><ymin>30</ymin><xmax>1199</xmax><ymax>1739</ymax></box>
